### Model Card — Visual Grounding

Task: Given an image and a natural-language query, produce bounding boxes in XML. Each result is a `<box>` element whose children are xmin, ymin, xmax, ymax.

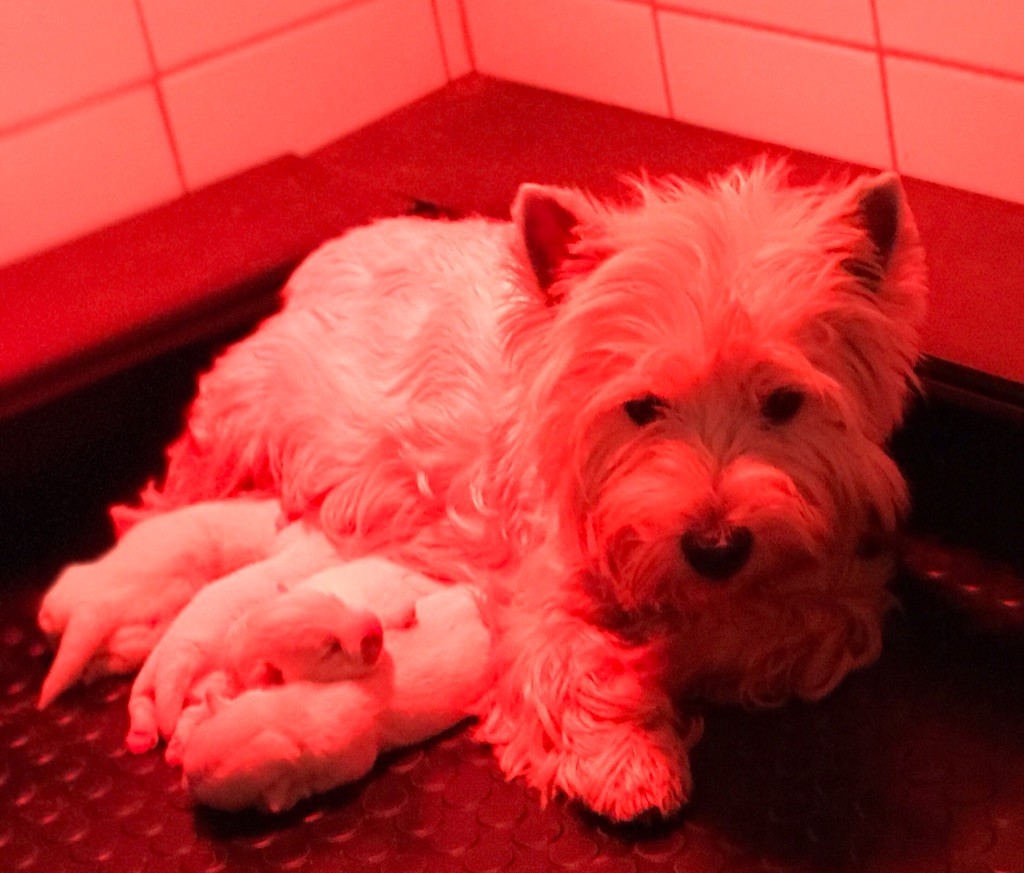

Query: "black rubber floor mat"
<box><xmin>3</xmin><ymin>569</ymin><xmax>1023</xmax><ymax>873</ymax></box>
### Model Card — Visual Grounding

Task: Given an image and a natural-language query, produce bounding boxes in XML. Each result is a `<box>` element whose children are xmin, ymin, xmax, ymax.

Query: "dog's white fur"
<box><xmin>39</xmin><ymin>161</ymin><xmax>927</xmax><ymax>821</ymax></box>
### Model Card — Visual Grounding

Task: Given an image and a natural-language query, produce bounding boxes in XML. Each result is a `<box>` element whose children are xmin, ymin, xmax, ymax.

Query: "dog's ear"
<box><xmin>827</xmin><ymin>171</ymin><xmax>926</xmax><ymax>440</ymax></box>
<box><xmin>842</xmin><ymin>172</ymin><xmax>916</xmax><ymax>291</ymax></box>
<box><xmin>512</xmin><ymin>184</ymin><xmax>594</xmax><ymax>300</ymax></box>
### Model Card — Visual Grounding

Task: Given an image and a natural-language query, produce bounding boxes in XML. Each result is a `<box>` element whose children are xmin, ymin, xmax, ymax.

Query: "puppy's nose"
<box><xmin>680</xmin><ymin>525</ymin><xmax>753</xmax><ymax>581</ymax></box>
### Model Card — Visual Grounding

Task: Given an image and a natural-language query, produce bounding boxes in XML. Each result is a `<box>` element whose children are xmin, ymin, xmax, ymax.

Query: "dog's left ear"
<box><xmin>843</xmin><ymin>172</ymin><xmax>916</xmax><ymax>291</ymax></box>
<box><xmin>512</xmin><ymin>184</ymin><xmax>595</xmax><ymax>301</ymax></box>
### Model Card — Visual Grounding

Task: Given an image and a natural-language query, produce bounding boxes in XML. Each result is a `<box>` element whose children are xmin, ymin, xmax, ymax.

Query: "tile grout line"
<box><xmin>885</xmin><ymin>46</ymin><xmax>1024</xmax><ymax>84</ymax></box>
<box><xmin>428</xmin><ymin>0</ymin><xmax>453</xmax><ymax>81</ymax></box>
<box><xmin>868</xmin><ymin>0</ymin><xmax>899</xmax><ymax>171</ymax></box>
<box><xmin>131</xmin><ymin>0</ymin><xmax>187</xmax><ymax>191</ymax></box>
<box><xmin>650</xmin><ymin>5</ymin><xmax>676</xmax><ymax>119</ymax></box>
<box><xmin>154</xmin><ymin>0</ymin><xmax>370</xmax><ymax>78</ymax></box>
<box><xmin>0</xmin><ymin>79</ymin><xmax>153</xmax><ymax>139</ymax></box>
<box><xmin>455</xmin><ymin>0</ymin><xmax>477</xmax><ymax>73</ymax></box>
<box><xmin>655</xmin><ymin>0</ymin><xmax>1024</xmax><ymax>87</ymax></box>
<box><xmin>656</xmin><ymin>2</ymin><xmax>873</xmax><ymax>52</ymax></box>
<box><xmin>5</xmin><ymin>2</ymin><xmax>1023</xmax><ymax>156</ymax></box>
<box><xmin>1</xmin><ymin>0</ymin><xmax>454</xmax><ymax>141</ymax></box>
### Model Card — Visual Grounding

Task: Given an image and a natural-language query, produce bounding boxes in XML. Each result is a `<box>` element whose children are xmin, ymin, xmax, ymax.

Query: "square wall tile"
<box><xmin>0</xmin><ymin>0</ymin><xmax>151</xmax><ymax>129</ymax></box>
<box><xmin>464</xmin><ymin>0</ymin><xmax>669</xmax><ymax>117</ymax></box>
<box><xmin>887</xmin><ymin>57</ymin><xmax>1024</xmax><ymax>205</ymax></box>
<box><xmin>659</xmin><ymin>11</ymin><xmax>890</xmax><ymax>168</ymax></box>
<box><xmin>161</xmin><ymin>0</ymin><xmax>447</xmax><ymax>189</ymax></box>
<box><xmin>877</xmin><ymin>0</ymin><xmax>1024</xmax><ymax>78</ymax></box>
<box><xmin>0</xmin><ymin>87</ymin><xmax>182</xmax><ymax>266</ymax></box>
<box><xmin>435</xmin><ymin>0</ymin><xmax>473</xmax><ymax>79</ymax></box>
<box><xmin>659</xmin><ymin>0</ymin><xmax>875</xmax><ymax>45</ymax></box>
<box><xmin>138</xmin><ymin>0</ymin><xmax>354</xmax><ymax>70</ymax></box>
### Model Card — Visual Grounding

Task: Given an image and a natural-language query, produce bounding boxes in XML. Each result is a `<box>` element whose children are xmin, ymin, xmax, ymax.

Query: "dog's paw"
<box><xmin>483</xmin><ymin>692</ymin><xmax>699</xmax><ymax>824</ymax></box>
<box><xmin>564</xmin><ymin>720</ymin><xmax>695</xmax><ymax>823</ymax></box>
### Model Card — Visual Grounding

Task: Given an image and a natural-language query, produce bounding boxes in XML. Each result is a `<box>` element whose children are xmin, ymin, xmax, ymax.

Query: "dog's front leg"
<box><xmin>477</xmin><ymin>600</ymin><xmax>702</xmax><ymax>823</ymax></box>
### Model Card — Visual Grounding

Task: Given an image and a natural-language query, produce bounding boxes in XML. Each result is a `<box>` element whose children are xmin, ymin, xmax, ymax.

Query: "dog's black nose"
<box><xmin>680</xmin><ymin>525</ymin><xmax>753</xmax><ymax>581</ymax></box>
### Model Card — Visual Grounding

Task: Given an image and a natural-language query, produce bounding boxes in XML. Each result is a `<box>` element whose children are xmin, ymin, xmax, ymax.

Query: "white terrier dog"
<box><xmin>39</xmin><ymin>161</ymin><xmax>927</xmax><ymax>821</ymax></box>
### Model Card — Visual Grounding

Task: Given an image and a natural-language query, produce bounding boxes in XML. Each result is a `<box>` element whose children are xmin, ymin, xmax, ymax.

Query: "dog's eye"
<box><xmin>760</xmin><ymin>388</ymin><xmax>804</xmax><ymax>424</ymax></box>
<box><xmin>623</xmin><ymin>394</ymin><xmax>666</xmax><ymax>426</ymax></box>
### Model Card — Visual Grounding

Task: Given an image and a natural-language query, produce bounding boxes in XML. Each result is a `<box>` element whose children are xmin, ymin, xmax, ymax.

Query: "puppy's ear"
<box><xmin>512</xmin><ymin>183</ymin><xmax>594</xmax><ymax>300</ymax></box>
<box><xmin>842</xmin><ymin>172</ymin><xmax>916</xmax><ymax>291</ymax></box>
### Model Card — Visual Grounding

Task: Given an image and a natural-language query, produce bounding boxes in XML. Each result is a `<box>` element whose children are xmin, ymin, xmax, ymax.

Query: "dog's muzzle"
<box><xmin>680</xmin><ymin>524</ymin><xmax>753</xmax><ymax>581</ymax></box>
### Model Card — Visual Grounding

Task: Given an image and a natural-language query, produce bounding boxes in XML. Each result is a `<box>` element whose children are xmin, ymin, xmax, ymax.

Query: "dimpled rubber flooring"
<box><xmin>2</xmin><ymin>558</ymin><xmax>1023</xmax><ymax>873</ymax></box>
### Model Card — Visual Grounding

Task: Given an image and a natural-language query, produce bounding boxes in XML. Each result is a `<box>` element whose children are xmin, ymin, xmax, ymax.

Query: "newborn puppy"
<box><xmin>163</xmin><ymin>586</ymin><xmax>389</xmax><ymax>766</ymax></box>
<box><xmin>158</xmin><ymin>555</ymin><xmax>429</xmax><ymax>766</ymax></box>
<box><xmin>226</xmin><ymin>588</ymin><xmax>386</xmax><ymax>686</ymax></box>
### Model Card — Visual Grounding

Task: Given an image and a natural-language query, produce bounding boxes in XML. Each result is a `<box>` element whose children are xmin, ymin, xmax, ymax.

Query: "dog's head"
<box><xmin>511</xmin><ymin>162</ymin><xmax>926</xmax><ymax>628</ymax></box>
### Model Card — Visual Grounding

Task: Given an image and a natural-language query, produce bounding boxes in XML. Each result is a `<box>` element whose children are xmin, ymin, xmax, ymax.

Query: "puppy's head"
<box><xmin>228</xmin><ymin>589</ymin><xmax>383</xmax><ymax>685</ymax></box>
<box><xmin>511</xmin><ymin>161</ymin><xmax>927</xmax><ymax>617</ymax></box>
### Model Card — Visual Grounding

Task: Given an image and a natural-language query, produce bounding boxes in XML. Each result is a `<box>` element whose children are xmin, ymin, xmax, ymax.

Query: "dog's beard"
<box><xmin>562</xmin><ymin>426</ymin><xmax>900</xmax><ymax>708</ymax></box>
<box><xmin>580</xmin><ymin>441</ymin><xmax>830</xmax><ymax>612</ymax></box>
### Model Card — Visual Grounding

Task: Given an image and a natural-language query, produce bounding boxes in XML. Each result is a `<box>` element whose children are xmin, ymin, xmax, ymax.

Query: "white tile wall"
<box><xmin>887</xmin><ymin>56</ymin><xmax>1024</xmax><ymax>204</ymax></box>
<box><xmin>459</xmin><ymin>0</ymin><xmax>1024</xmax><ymax>205</ymax></box>
<box><xmin>161</xmin><ymin>0</ymin><xmax>447</xmax><ymax>188</ymax></box>
<box><xmin>0</xmin><ymin>87</ymin><xmax>182</xmax><ymax>265</ymax></box>
<box><xmin>0</xmin><ymin>0</ymin><xmax>151</xmax><ymax>130</ymax></box>
<box><xmin>659</xmin><ymin>11</ymin><xmax>891</xmax><ymax>168</ymax></box>
<box><xmin>876</xmin><ymin>0</ymin><xmax>1024</xmax><ymax>77</ymax></box>
<box><xmin>659</xmin><ymin>0</ymin><xmax>875</xmax><ymax>46</ymax></box>
<box><xmin>464</xmin><ymin>0</ymin><xmax>669</xmax><ymax>117</ymax></box>
<box><xmin>1</xmin><ymin>0</ymin><xmax>459</xmax><ymax>266</ymax></box>
<box><xmin>6</xmin><ymin>0</ymin><xmax>1024</xmax><ymax>267</ymax></box>
<box><xmin>138</xmin><ymin>0</ymin><xmax>357</xmax><ymax>71</ymax></box>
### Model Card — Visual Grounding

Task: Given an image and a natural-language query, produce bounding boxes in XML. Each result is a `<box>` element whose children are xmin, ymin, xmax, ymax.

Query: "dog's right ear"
<box><xmin>843</xmin><ymin>172</ymin><xmax>919</xmax><ymax>293</ymax></box>
<box><xmin>512</xmin><ymin>184</ymin><xmax>595</xmax><ymax>301</ymax></box>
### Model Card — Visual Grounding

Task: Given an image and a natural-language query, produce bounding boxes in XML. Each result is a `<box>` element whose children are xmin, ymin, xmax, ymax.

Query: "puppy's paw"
<box><xmin>38</xmin><ymin>498</ymin><xmax>283</xmax><ymax>709</ymax></box>
<box><xmin>150</xmin><ymin>673</ymin><xmax>233</xmax><ymax>764</ymax></box>
<box><xmin>128</xmin><ymin>633</ymin><xmax>212</xmax><ymax>744</ymax></box>
<box><xmin>177</xmin><ymin>683</ymin><xmax>382</xmax><ymax>813</ymax></box>
<box><xmin>126</xmin><ymin>558</ymin><xmax>301</xmax><ymax>742</ymax></box>
<box><xmin>183</xmin><ymin>725</ymin><xmax>306</xmax><ymax>813</ymax></box>
<box><xmin>38</xmin><ymin>562</ymin><xmax>190</xmax><ymax>709</ymax></box>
